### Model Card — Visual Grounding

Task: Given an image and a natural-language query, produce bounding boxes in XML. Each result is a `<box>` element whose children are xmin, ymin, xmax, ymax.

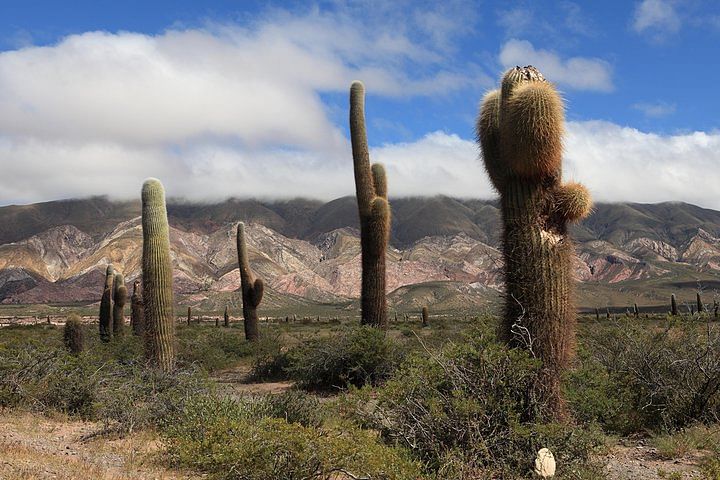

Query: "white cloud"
<box><xmin>632</xmin><ymin>0</ymin><xmax>681</xmax><ymax>37</ymax></box>
<box><xmin>632</xmin><ymin>101</ymin><xmax>676</xmax><ymax>118</ymax></box>
<box><xmin>499</xmin><ymin>39</ymin><xmax>613</xmax><ymax>92</ymax></box>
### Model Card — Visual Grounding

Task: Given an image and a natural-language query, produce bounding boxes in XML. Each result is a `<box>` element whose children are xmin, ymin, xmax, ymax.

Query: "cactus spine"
<box><xmin>477</xmin><ymin>66</ymin><xmax>592</xmax><ymax>417</ymax></box>
<box><xmin>99</xmin><ymin>264</ymin><xmax>115</xmax><ymax>342</ymax></box>
<box><xmin>141</xmin><ymin>178</ymin><xmax>175</xmax><ymax>372</ymax></box>
<box><xmin>350</xmin><ymin>81</ymin><xmax>391</xmax><ymax>328</ymax></box>
<box><xmin>112</xmin><ymin>272</ymin><xmax>127</xmax><ymax>336</ymax></box>
<box><xmin>63</xmin><ymin>314</ymin><xmax>84</xmax><ymax>355</ymax></box>
<box><xmin>237</xmin><ymin>222</ymin><xmax>263</xmax><ymax>341</ymax></box>
<box><xmin>130</xmin><ymin>279</ymin><xmax>144</xmax><ymax>336</ymax></box>
<box><xmin>224</xmin><ymin>305</ymin><xmax>230</xmax><ymax>327</ymax></box>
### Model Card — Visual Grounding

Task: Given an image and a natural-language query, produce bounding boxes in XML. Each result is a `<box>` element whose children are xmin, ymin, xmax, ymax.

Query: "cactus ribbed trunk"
<box><xmin>477</xmin><ymin>66</ymin><xmax>591</xmax><ymax>419</ymax></box>
<box><xmin>237</xmin><ymin>222</ymin><xmax>263</xmax><ymax>341</ymax></box>
<box><xmin>141</xmin><ymin>178</ymin><xmax>175</xmax><ymax>372</ymax></box>
<box><xmin>112</xmin><ymin>272</ymin><xmax>127</xmax><ymax>337</ymax></box>
<box><xmin>130</xmin><ymin>279</ymin><xmax>144</xmax><ymax>336</ymax></box>
<box><xmin>350</xmin><ymin>81</ymin><xmax>390</xmax><ymax>329</ymax></box>
<box><xmin>99</xmin><ymin>264</ymin><xmax>114</xmax><ymax>342</ymax></box>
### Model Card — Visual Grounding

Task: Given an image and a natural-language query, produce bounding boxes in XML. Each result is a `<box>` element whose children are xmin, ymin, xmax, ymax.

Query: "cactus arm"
<box><xmin>112</xmin><ymin>272</ymin><xmax>127</xmax><ymax>336</ymax></box>
<box><xmin>371</xmin><ymin>163</ymin><xmax>388</xmax><ymax>199</ymax></box>
<box><xmin>251</xmin><ymin>278</ymin><xmax>264</xmax><ymax>308</ymax></box>
<box><xmin>477</xmin><ymin>89</ymin><xmax>505</xmax><ymax>191</ymax></box>
<box><xmin>553</xmin><ymin>182</ymin><xmax>592</xmax><ymax>223</ymax></box>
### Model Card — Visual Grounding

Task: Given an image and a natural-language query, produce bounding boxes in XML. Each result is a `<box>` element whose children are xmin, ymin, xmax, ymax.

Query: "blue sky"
<box><xmin>0</xmin><ymin>0</ymin><xmax>719</xmax><ymax>207</ymax></box>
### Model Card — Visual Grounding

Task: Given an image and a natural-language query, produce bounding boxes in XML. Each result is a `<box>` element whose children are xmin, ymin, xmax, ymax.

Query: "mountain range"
<box><xmin>1</xmin><ymin>196</ymin><xmax>719</xmax><ymax>314</ymax></box>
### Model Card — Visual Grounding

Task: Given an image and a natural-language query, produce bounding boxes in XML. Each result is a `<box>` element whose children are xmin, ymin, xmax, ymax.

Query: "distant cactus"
<box><xmin>697</xmin><ymin>292</ymin><xmax>705</xmax><ymax>313</ymax></box>
<box><xmin>477</xmin><ymin>66</ymin><xmax>592</xmax><ymax>418</ymax></box>
<box><xmin>714</xmin><ymin>300</ymin><xmax>719</xmax><ymax>319</ymax></box>
<box><xmin>215</xmin><ymin>317</ymin><xmax>220</xmax><ymax>327</ymax></box>
<box><xmin>99</xmin><ymin>264</ymin><xmax>115</xmax><ymax>342</ymax></box>
<box><xmin>112</xmin><ymin>272</ymin><xmax>127</xmax><ymax>336</ymax></box>
<box><xmin>63</xmin><ymin>314</ymin><xmax>84</xmax><ymax>355</ymax></box>
<box><xmin>130</xmin><ymin>279</ymin><xmax>144</xmax><ymax>336</ymax></box>
<box><xmin>349</xmin><ymin>81</ymin><xmax>391</xmax><ymax>329</ymax></box>
<box><xmin>671</xmin><ymin>294</ymin><xmax>678</xmax><ymax>316</ymax></box>
<box><xmin>224</xmin><ymin>305</ymin><xmax>230</xmax><ymax>327</ymax></box>
<box><xmin>141</xmin><ymin>178</ymin><xmax>175</xmax><ymax>371</ymax></box>
<box><xmin>237</xmin><ymin>222</ymin><xmax>263</xmax><ymax>341</ymax></box>
<box><xmin>187</xmin><ymin>306</ymin><xmax>192</xmax><ymax>326</ymax></box>
<box><xmin>633</xmin><ymin>303</ymin><xmax>639</xmax><ymax>318</ymax></box>
<box><xmin>421</xmin><ymin>306</ymin><xmax>429</xmax><ymax>327</ymax></box>
<box><xmin>595</xmin><ymin>308</ymin><xmax>600</xmax><ymax>322</ymax></box>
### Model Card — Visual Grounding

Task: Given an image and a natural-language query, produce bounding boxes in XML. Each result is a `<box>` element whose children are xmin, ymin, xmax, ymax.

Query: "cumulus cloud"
<box><xmin>632</xmin><ymin>0</ymin><xmax>681</xmax><ymax>38</ymax></box>
<box><xmin>499</xmin><ymin>39</ymin><xmax>613</xmax><ymax>91</ymax></box>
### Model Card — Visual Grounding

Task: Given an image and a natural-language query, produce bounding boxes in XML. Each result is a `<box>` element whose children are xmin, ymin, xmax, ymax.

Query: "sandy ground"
<box><xmin>0</xmin><ymin>412</ymin><xmax>197</xmax><ymax>480</ymax></box>
<box><xmin>601</xmin><ymin>440</ymin><xmax>709</xmax><ymax>479</ymax></box>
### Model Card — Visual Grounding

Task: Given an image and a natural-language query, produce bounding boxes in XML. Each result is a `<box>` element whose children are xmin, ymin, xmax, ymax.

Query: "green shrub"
<box><xmin>353</xmin><ymin>330</ymin><xmax>604</xmax><ymax>478</ymax></box>
<box><xmin>260</xmin><ymin>389</ymin><xmax>325</xmax><ymax>428</ymax></box>
<box><xmin>286</xmin><ymin>326</ymin><xmax>402</xmax><ymax>391</ymax></box>
<box><xmin>249</xmin><ymin>334</ymin><xmax>292</xmax><ymax>381</ymax></box>
<box><xmin>177</xmin><ymin>326</ymin><xmax>253</xmax><ymax>372</ymax></box>
<box><xmin>587</xmin><ymin>318</ymin><xmax>720</xmax><ymax>430</ymax></box>
<box><xmin>163</xmin><ymin>394</ymin><xmax>424</xmax><ymax>480</ymax></box>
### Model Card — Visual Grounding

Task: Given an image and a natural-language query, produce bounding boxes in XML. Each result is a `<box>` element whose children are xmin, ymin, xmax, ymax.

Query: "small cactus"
<box><xmin>671</xmin><ymin>294</ymin><xmax>678</xmax><ymax>316</ymax></box>
<box><xmin>99</xmin><ymin>264</ymin><xmax>115</xmax><ymax>342</ymax></box>
<box><xmin>477</xmin><ymin>66</ymin><xmax>592</xmax><ymax>418</ymax></box>
<box><xmin>224</xmin><ymin>305</ymin><xmax>230</xmax><ymax>327</ymax></box>
<box><xmin>633</xmin><ymin>303</ymin><xmax>639</xmax><ymax>318</ymax></box>
<box><xmin>63</xmin><ymin>314</ymin><xmax>84</xmax><ymax>355</ymax></box>
<box><xmin>112</xmin><ymin>272</ymin><xmax>127</xmax><ymax>336</ymax></box>
<box><xmin>697</xmin><ymin>292</ymin><xmax>705</xmax><ymax>313</ymax></box>
<box><xmin>350</xmin><ymin>81</ymin><xmax>391</xmax><ymax>329</ymax></box>
<box><xmin>237</xmin><ymin>222</ymin><xmax>264</xmax><ymax>341</ymax></box>
<box><xmin>130</xmin><ymin>279</ymin><xmax>144</xmax><ymax>336</ymax></box>
<box><xmin>187</xmin><ymin>306</ymin><xmax>192</xmax><ymax>326</ymax></box>
<box><xmin>141</xmin><ymin>178</ymin><xmax>175</xmax><ymax>372</ymax></box>
<box><xmin>421</xmin><ymin>306</ymin><xmax>429</xmax><ymax>327</ymax></box>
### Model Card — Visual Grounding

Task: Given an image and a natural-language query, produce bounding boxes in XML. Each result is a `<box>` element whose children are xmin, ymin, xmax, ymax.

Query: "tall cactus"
<box><xmin>349</xmin><ymin>81</ymin><xmax>391</xmax><ymax>328</ymax></box>
<box><xmin>112</xmin><ymin>272</ymin><xmax>127</xmax><ymax>336</ymax></box>
<box><xmin>130</xmin><ymin>279</ymin><xmax>144</xmax><ymax>336</ymax></box>
<box><xmin>99</xmin><ymin>264</ymin><xmax>114</xmax><ymax>342</ymax></box>
<box><xmin>477</xmin><ymin>66</ymin><xmax>592</xmax><ymax>417</ymax></box>
<box><xmin>237</xmin><ymin>222</ymin><xmax>263</xmax><ymax>341</ymax></box>
<box><xmin>141</xmin><ymin>178</ymin><xmax>175</xmax><ymax>371</ymax></box>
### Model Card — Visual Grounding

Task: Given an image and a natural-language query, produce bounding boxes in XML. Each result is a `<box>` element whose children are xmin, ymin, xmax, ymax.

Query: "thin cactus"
<box><xmin>350</xmin><ymin>81</ymin><xmax>391</xmax><ymax>329</ymax></box>
<box><xmin>477</xmin><ymin>66</ymin><xmax>592</xmax><ymax>418</ymax></box>
<box><xmin>671</xmin><ymin>294</ymin><xmax>678</xmax><ymax>316</ymax></box>
<box><xmin>112</xmin><ymin>272</ymin><xmax>127</xmax><ymax>336</ymax></box>
<box><xmin>224</xmin><ymin>305</ymin><xmax>230</xmax><ymax>327</ymax></box>
<box><xmin>633</xmin><ymin>303</ymin><xmax>639</xmax><ymax>318</ymax></box>
<box><xmin>130</xmin><ymin>279</ymin><xmax>144</xmax><ymax>336</ymax></box>
<box><xmin>187</xmin><ymin>306</ymin><xmax>192</xmax><ymax>326</ymax></box>
<box><xmin>99</xmin><ymin>264</ymin><xmax>114</xmax><ymax>342</ymax></box>
<box><xmin>421</xmin><ymin>306</ymin><xmax>429</xmax><ymax>327</ymax></box>
<box><xmin>697</xmin><ymin>292</ymin><xmax>705</xmax><ymax>313</ymax></box>
<box><xmin>237</xmin><ymin>222</ymin><xmax>263</xmax><ymax>341</ymax></box>
<box><xmin>141</xmin><ymin>178</ymin><xmax>175</xmax><ymax>372</ymax></box>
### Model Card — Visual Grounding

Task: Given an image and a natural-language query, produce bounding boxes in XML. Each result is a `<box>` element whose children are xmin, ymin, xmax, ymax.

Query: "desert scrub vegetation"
<box><xmin>162</xmin><ymin>393</ymin><xmax>424</xmax><ymax>480</ymax></box>
<box><xmin>284</xmin><ymin>325</ymin><xmax>403</xmax><ymax>390</ymax></box>
<box><xmin>345</xmin><ymin>324</ymin><xmax>605</xmax><ymax>479</ymax></box>
<box><xmin>575</xmin><ymin>316</ymin><xmax>720</xmax><ymax>432</ymax></box>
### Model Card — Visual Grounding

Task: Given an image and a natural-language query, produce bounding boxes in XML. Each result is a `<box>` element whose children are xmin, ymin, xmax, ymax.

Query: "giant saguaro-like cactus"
<box><xmin>237</xmin><ymin>222</ymin><xmax>263</xmax><ymax>341</ymax></box>
<box><xmin>349</xmin><ymin>81</ymin><xmax>391</xmax><ymax>328</ymax></box>
<box><xmin>99</xmin><ymin>264</ymin><xmax>115</xmax><ymax>342</ymax></box>
<box><xmin>477</xmin><ymin>66</ymin><xmax>592</xmax><ymax>417</ymax></box>
<box><xmin>141</xmin><ymin>178</ymin><xmax>175</xmax><ymax>371</ymax></box>
<box><xmin>112</xmin><ymin>272</ymin><xmax>127</xmax><ymax>336</ymax></box>
<box><xmin>130</xmin><ymin>279</ymin><xmax>144</xmax><ymax>336</ymax></box>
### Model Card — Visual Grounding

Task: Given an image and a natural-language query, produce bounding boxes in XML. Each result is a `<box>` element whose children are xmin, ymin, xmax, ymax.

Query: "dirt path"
<box><xmin>601</xmin><ymin>440</ymin><xmax>709</xmax><ymax>479</ymax></box>
<box><xmin>0</xmin><ymin>412</ymin><xmax>196</xmax><ymax>480</ymax></box>
<box><xmin>211</xmin><ymin>364</ymin><xmax>294</xmax><ymax>396</ymax></box>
